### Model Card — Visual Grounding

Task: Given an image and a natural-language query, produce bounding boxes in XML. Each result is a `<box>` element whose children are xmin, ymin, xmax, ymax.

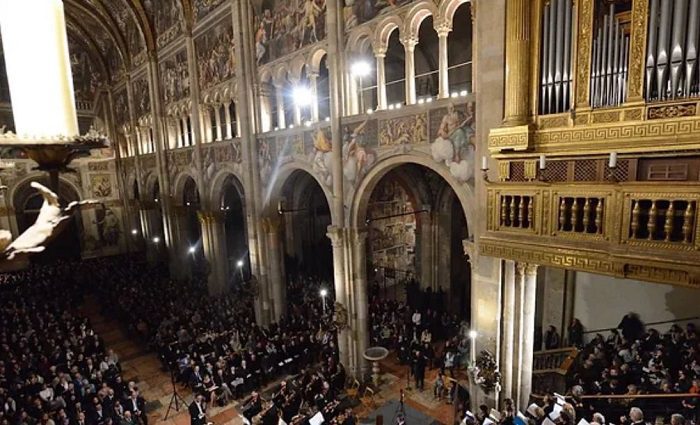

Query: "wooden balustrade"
<box><xmin>557</xmin><ymin>196</ymin><xmax>604</xmax><ymax>234</ymax></box>
<box><xmin>628</xmin><ymin>198</ymin><xmax>696</xmax><ymax>244</ymax></box>
<box><xmin>499</xmin><ymin>195</ymin><xmax>534</xmax><ymax>230</ymax></box>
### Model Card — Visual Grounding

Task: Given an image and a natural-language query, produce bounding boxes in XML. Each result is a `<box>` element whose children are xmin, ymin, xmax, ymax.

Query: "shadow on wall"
<box><xmin>664</xmin><ymin>285</ymin><xmax>700</xmax><ymax>325</ymax></box>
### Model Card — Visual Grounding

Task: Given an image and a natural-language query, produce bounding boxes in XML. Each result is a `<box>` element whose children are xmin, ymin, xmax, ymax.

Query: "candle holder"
<box><xmin>481</xmin><ymin>168</ymin><xmax>490</xmax><ymax>182</ymax></box>
<box><xmin>606</xmin><ymin>165</ymin><xmax>619</xmax><ymax>182</ymax></box>
<box><xmin>538</xmin><ymin>168</ymin><xmax>548</xmax><ymax>182</ymax></box>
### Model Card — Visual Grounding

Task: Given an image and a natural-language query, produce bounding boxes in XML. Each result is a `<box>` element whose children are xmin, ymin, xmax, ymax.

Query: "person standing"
<box><xmin>188</xmin><ymin>394</ymin><xmax>207</xmax><ymax>425</ymax></box>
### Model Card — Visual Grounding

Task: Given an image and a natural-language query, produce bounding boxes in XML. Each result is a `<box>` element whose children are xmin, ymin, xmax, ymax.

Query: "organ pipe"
<box><xmin>590</xmin><ymin>3</ymin><xmax>630</xmax><ymax>108</ymax></box>
<box><xmin>540</xmin><ymin>0</ymin><xmax>573</xmax><ymax>114</ymax></box>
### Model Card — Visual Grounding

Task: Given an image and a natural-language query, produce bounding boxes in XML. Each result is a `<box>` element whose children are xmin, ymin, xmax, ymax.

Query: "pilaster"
<box><xmin>198</xmin><ymin>210</ymin><xmax>228</xmax><ymax>295</ymax></box>
<box><xmin>350</xmin><ymin>227</ymin><xmax>369</xmax><ymax>378</ymax></box>
<box><xmin>327</xmin><ymin>226</ymin><xmax>351</xmax><ymax>371</ymax></box>
<box><xmin>503</xmin><ymin>0</ymin><xmax>532</xmax><ymax>125</ymax></box>
<box><xmin>262</xmin><ymin>216</ymin><xmax>286</xmax><ymax>322</ymax></box>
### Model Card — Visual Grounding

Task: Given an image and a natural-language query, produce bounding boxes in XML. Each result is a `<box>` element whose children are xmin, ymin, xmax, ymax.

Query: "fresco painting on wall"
<box><xmin>161</xmin><ymin>50</ymin><xmax>190</xmax><ymax>104</ymax></box>
<box><xmin>194</xmin><ymin>0</ymin><xmax>226</xmax><ymax>22</ymax></box>
<box><xmin>259</xmin><ymin>138</ymin><xmax>275</xmax><ymax>181</ymax></box>
<box><xmin>342</xmin><ymin>119</ymin><xmax>377</xmax><ymax>187</ymax></box>
<box><xmin>114</xmin><ymin>89</ymin><xmax>129</xmax><ymax>126</ymax></box>
<box><xmin>310</xmin><ymin>127</ymin><xmax>333</xmax><ymax>186</ymax></box>
<box><xmin>69</xmin><ymin>41</ymin><xmax>102</xmax><ymax>103</ymax></box>
<box><xmin>90</xmin><ymin>174</ymin><xmax>113</xmax><ymax>198</ymax></box>
<box><xmin>368</xmin><ymin>177</ymin><xmax>416</xmax><ymax>273</ymax></box>
<box><xmin>379</xmin><ymin>114</ymin><xmax>427</xmax><ymax>147</ymax></box>
<box><xmin>254</xmin><ymin>0</ymin><xmax>327</xmax><ymax>64</ymax></box>
<box><xmin>429</xmin><ymin>102</ymin><xmax>475</xmax><ymax>183</ymax></box>
<box><xmin>343</xmin><ymin>0</ymin><xmax>412</xmax><ymax>29</ymax></box>
<box><xmin>144</xmin><ymin>0</ymin><xmax>183</xmax><ymax>46</ymax></box>
<box><xmin>195</xmin><ymin>21</ymin><xmax>236</xmax><ymax>91</ymax></box>
<box><xmin>132</xmin><ymin>77</ymin><xmax>151</xmax><ymax>118</ymax></box>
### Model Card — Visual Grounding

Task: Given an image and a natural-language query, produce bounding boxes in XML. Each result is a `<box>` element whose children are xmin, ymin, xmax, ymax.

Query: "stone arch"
<box><xmin>403</xmin><ymin>0</ymin><xmax>439</xmax><ymax>39</ymax></box>
<box><xmin>172</xmin><ymin>171</ymin><xmax>199</xmax><ymax>207</ymax></box>
<box><xmin>307</xmin><ymin>46</ymin><xmax>328</xmax><ymax>74</ymax></box>
<box><xmin>439</xmin><ymin>0</ymin><xmax>471</xmax><ymax>28</ymax></box>
<box><xmin>272</xmin><ymin>63</ymin><xmax>291</xmax><ymax>86</ymax></box>
<box><xmin>288</xmin><ymin>55</ymin><xmax>308</xmax><ymax>81</ymax></box>
<box><xmin>262</xmin><ymin>162</ymin><xmax>336</xmax><ymax>224</ymax></box>
<box><xmin>259</xmin><ymin>66</ymin><xmax>273</xmax><ymax>84</ymax></box>
<box><xmin>349</xmin><ymin>154</ymin><xmax>475</xmax><ymax>236</ymax></box>
<box><xmin>347</xmin><ymin>26</ymin><xmax>375</xmax><ymax>54</ymax></box>
<box><xmin>208</xmin><ymin>168</ymin><xmax>246</xmax><ymax>210</ymax></box>
<box><xmin>144</xmin><ymin>172</ymin><xmax>160</xmax><ymax>201</ymax></box>
<box><xmin>373</xmin><ymin>15</ymin><xmax>404</xmax><ymax>52</ymax></box>
<box><xmin>10</xmin><ymin>174</ymin><xmax>83</xmax><ymax>210</ymax></box>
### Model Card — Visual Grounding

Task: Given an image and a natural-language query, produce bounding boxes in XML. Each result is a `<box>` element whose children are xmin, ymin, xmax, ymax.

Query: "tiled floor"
<box><xmin>82</xmin><ymin>298</ymin><xmax>463</xmax><ymax>424</ymax></box>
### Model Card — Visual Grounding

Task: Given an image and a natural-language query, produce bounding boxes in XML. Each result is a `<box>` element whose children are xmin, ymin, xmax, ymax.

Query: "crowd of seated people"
<box><xmin>563</xmin><ymin>314</ymin><xmax>699</xmax><ymax>423</ymax></box>
<box><xmin>0</xmin><ymin>260</ymin><xmax>147</xmax><ymax>425</ymax></box>
<box><xmin>95</xmin><ymin>260</ymin><xmax>348</xmax><ymax>419</ymax></box>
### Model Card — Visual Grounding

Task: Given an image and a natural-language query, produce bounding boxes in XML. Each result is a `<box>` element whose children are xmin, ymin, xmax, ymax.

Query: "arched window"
<box><xmin>318</xmin><ymin>55</ymin><xmax>331</xmax><ymax>120</ymax></box>
<box><xmin>415</xmin><ymin>16</ymin><xmax>439</xmax><ymax>99</ymax></box>
<box><xmin>297</xmin><ymin>65</ymin><xmax>312</xmax><ymax>124</ymax></box>
<box><xmin>447</xmin><ymin>3</ymin><xmax>473</xmax><ymax>94</ymax></box>
<box><xmin>228</xmin><ymin>101</ymin><xmax>238</xmax><ymax>137</ymax></box>
<box><xmin>352</xmin><ymin>42</ymin><xmax>377</xmax><ymax>113</ymax></box>
<box><xmin>282</xmin><ymin>74</ymin><xmax>295</xmax><ymax>127</ymax></box>
<box><xmin>385</xmin><ymin>28</ymin><xmax>406</xmax><ymax>106</ymax></box>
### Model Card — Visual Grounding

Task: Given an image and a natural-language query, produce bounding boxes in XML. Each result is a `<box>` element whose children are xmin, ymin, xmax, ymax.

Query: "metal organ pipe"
<box><xmin>540</xmin><ymin>0</ymin><xmax>573</xmax><ymax>114</ymax></box>
<box><xmin>656</xmin><ymin>0</ymin><xmax>673</xmax><ymax>99</ymax></box>
<box><xmin>670</xmin><ymin>0</ymin><xmax>689</xmax><ymax>98</ymax></box>
<box><xmin>589</xmin><ymin>3</ymin><xmax>630</xmax><ymax>108</ymax></box>
<box><xmin>646</xmin><ymin>0</ymin><xmax>660</xmax><ymax>98</ymax></box>
<box><xmin>685</xmin><ymin>0</ymin><xmax>699</xmax><ymax>97</ymax></box>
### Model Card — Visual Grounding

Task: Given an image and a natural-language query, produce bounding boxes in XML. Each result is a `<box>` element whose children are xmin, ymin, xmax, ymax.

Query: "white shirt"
<box><xmin>412</xmin><ymin>312</ymin><xmax>421</xmax><ymax>325</ymax></box>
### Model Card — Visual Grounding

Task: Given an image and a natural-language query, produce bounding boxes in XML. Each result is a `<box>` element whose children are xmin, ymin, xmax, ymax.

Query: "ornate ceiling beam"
<box><xmin>180</xmin><ymin>0</ymin><xmax>194</xmax><ymax>33</ymax></box>
<box><xmin>63</xmin><ymin>0</ymin><xmax>131</xmax><ymax>69</ymax></box>
<box><xmin>125</xmin><ymin>0</ymin><xmax>156</xmax><ymax>54</ymax></box>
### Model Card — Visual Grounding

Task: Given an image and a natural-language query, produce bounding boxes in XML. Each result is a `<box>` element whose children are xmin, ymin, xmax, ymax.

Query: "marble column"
<box><xmin>501</xmin><ymin>260</ymin><xmax>516</xmax><ymax>402</ymax></box>
<box><xmin>437</xmin><ymin>22</ymin><xmax>452</xmax><ymax>99</ymax></box>
<box><xmin>275</xmin><ymin>84</ymin><xmax>286</xmax><ymax>129</ymax></box>
<box><xmin>515</xmin><ymin>262</ymin><xmax>538</xmax><ymax>409</ymax></box>
<box><xmin>401</xmin><ymin>36</ymin><xmax>418</xmax><ymax>105</ymax></box>
<box><xmin>198</xmin><ymin>210</ymin><xmax>228</xmax><ymax>295</ymax></box>
<box><xmin>375</xmin><ymin>49</ymin><xmax>387</xmax><ymax>110</ymax></box>
<box><xmin>263</xmin><ymin>216</ymin><xmax>286</xmax><ymax>322</ymax></box>
<box><xmin>503</xmin><ymin>0</ymin><xmax>531</xmax><ymax>125</ymax></box>
<box><xmin>351</xmin><ymin>227</ymin><xmax>369</xmax><ymax>378</ymax></box>
<box><xmin>309</xmin><ymin>72</ymin><xmax>320</xmax><ymax>121</ymax></box>
<box><xmin>214</xmin><ymin>105</ymin><xmax>223</xmax><ymax>141</ymax></box>
<box><xmin>328</xmin><ymin>226</ymin><xmax>351</xmax><ymax>370</ymax></box>
<box><xmin>224</xmin><ymin>102</ymin><xmax>233</xmax><ymax>140</ymax></box>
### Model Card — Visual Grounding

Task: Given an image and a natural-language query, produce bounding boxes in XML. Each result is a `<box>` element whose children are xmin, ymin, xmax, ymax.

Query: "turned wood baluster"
<box><xmin>664</xmin><ymin>201</ymin><xmax>675</xmax><ymax>242</ymax></box>
<box><xmin>571</xmin><ymin>198</ymin><xmax>580</xmax><ymax>232</ymax></box>
<box><xmin>518</xmin><ymin>196</ymin><xmax>525</xmax><ymax>228</ymax></box>
<box><xmin>631</xmin><ymin>200</ymin><xmax>640</xmax><ymax>239</ymax></box>
<box><xmin>647</xmin><ymin>200</ymin><xmax>657</xmax><ymax>240</ymax></box>
<box><xmin>582</xmin><ymin>198</ymin><xmax>591</xmax><ymax>233</ymax></box>
<box><xmin>510</xmin><ymin>196</ymin><xmax>517</xmax><ymax>226</ymax></box>
<box><xmin>595</xmin><ymin>198</ymin><xmax>604</xmax><ymax>234</ymax></box>
<box><xmin>501</xmin><ymin>195</ymin><xmax>508</xmax><ymax>225</ymax></box>
<box><xmin>682</xmin><ymin>202</ymin><xmax>694</xmax><ymax>244</ymax></box>
<box><xmin>527</xmin><ymin>197</ymin><xmax>533</xmax><ymax>229</ymax></box>
<box><xmin>559</xmin><ymin>198</ymin><xmax>567</xmax><ymax>230</ymax></box>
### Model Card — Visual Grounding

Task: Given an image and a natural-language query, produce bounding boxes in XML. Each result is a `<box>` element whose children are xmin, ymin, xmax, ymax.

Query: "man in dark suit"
<box><xmin>188</xmin><ymin>394</ymin><xmax>207</xmax><ymax>425</ymax></box>
<box><xmin>125</xmin><ymin>390</ymin><xmax>147</xmax><ymax>425</ymax></box>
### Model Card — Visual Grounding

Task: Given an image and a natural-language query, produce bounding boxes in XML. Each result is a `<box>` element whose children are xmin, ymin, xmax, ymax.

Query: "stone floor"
<box><xmin>82</xmin><ymin>297</ymin><xmax>464</xmax><ymax>424</ymax></box>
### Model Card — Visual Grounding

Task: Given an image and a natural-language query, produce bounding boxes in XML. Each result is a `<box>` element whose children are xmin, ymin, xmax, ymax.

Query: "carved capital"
<box><xmin>515</xmin><ymin>262</ymin><xmax>527</xmax><ymax>277</ymax></box>
<box><xmin>197</xmin><ymin>210</ymin><xmax>225</xmax><ymax>225</ymax></box>
<box><xmin>373</xmin><ymin>47</ymin><xmax>387</xmax><ymax>58</ymax></box>
<box><xmin>350</xmin><ymin>227</ymin><xmax>368</xmax><ymax>247</ymax></box>
<box><xmin>400</xmin><ymin>36</ymin><xmax>418</xmax><ymax>50</ymax></box>
<box><xmin>524</xmin><ymin>263</ymin><xmax>539</xmax><ymax>276</ymax></box>
<box><xmin>261</xmin><ymin>216</ymin><xmax>283</xmax><ymax>233</ymax></box>
<box><xmin>326</xmin><ymin>226</ymin><xmax>345</xmax><ymax>248</ymax></box>
<box><xmin>435</xmin><ymin>20</ymin><xmax>452</xmax><ymax>37</ymax></box>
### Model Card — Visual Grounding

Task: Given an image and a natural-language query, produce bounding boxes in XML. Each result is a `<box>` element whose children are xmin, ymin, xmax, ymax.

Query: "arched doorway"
<box><xmin>182</xmin><ymin>177</ymin><xmax>202</xmax><ymax>274</ymax></box>
<box><xmin>13</xmin><ymin>177</ymin><xmax>83</xmax><ymax>264</ymax></box>
<box><xmin>362</xmin><ymin>163</ymin><xmax>471</xmax><ymax>319</ymax></box>
<box><xmin>278</xmin><ymin>170</ymin><xmax>333</xmax><ymax>281</ymax></box>
<box><xmin>219</xmin><ymin>174</ymin><xmax>248</xmax><ymax>288</ymax></box>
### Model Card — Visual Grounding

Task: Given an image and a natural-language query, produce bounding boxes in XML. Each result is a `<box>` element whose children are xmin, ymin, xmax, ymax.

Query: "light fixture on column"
<box><xmin>292</xmin><ymin>86</ymin><xmax>313</xmax><ymax>107</ymax></box>
<box><xmin>351</xmin><ymin>60</ymin><xmax>371</xmax><ymax>114</ymax></box>
<box><xmin>538</xmin><ymin>154</ymin><xmax>548</xmax><ymax>182</ymax></box>
<box><xmin>152</xmin><ymin>236</ymin><xmax>161</xmax><ymax>244</ymax></box>
<box><xmin>607</xmin><ymin>152</ymin><xmax>618</xmax><ymax>182</ymax></box>
<box><xmin>481</xmin><ymin>155</ymin><xmax>490</xmax><ymax>182</ymax></box>
<box><xmin>468</xmin><ymin>329</ymin><xmax>477</xmax><ymax>364</ymax></box>
<box><xmin>0</xmin><ymin>0</ymin><xmax>108</xmax><ymax>192</ymax></box>
<box><xmin>131</xmin><ymin>229</ymin><xmax>138</xmax><ymax>236</ymax></box>
<box><xmin>188</xmin><ymin>246</ymin><xmax>196</xmax><ymax>254</ymax></box>
<box><xmin>320</xmin><ymin>288</ymin><xmax>328</xmax><ymax>314</ymax></box>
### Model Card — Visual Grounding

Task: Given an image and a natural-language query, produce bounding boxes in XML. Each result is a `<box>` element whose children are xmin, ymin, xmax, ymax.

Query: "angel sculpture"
<box><xmin>2</xmin><ymin>182</ymin><xmax>98</xmax><ymax>260</ymax></box>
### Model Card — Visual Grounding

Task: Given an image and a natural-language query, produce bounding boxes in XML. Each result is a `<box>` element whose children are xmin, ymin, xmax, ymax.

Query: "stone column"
<box><xmin>518</xmin><ymin>263</ymin><xmax>538</xmax><ymax>409</ymax></box>
<box><xmin>374</xmin><ymin>49</ymin><xmax>387</xmax><ymax>111</ymax></box>
<box><xmin>309</xmin><ymin>72</ymin><xmax>320</xmax><ymax>121</ymax></box>
<box><xmin>503</xmin><ymin>0</ymin><xmax>531</xmax><ymax>125</ymax></box>
<box><xmin>437</xmin><ymin>22</ymin><xmax>452</xmax><ymax>99</ymax></box>
<box><xmin>198</xmin><ymin>210</ymin><xmax>228</xmax><ymax>295</ymax></box>
<box><xmin>402</xmin><ymin>36</ymin><xmax>418</xmax><ymax>105</ymax></box>
<box><xmin>224</xmin><ymin>101</ymin><xmax>233</xmax><ymax>140</ymax></box>
<box><xmin>203</xmin><ymin>109</ymin><xmax>213</xmax><ymax>142</ymax></box>
<box><xmin>350</xmin><ymin>227</ymin><xmax>369</xmax><ymax>378</ymax></box>
<box><xmin>214</xmin><ymin>104</ymin><xmax>223</xmax><ymax>141</ymax></box>
<box><xmin>501</xmin><ymin>260</ymin><xmax>516</xmax><ymax>402</ymax></box>
<box><xmin>181</xmin><ymin>116</ymin><xmax>189</xmax><ymax>146</ymax></box>
<box><xmin>513</xmin><ymin>262</ymin><xmax>526</xmax><ymax>407</ymax></box>
<box><xmin>328</xmin><ymin>226</ymin><xmax>351</xmax><ymax>370</ymax></box>
<box><xmin>275</xmin><ymin>83</ymin><xmax>286</xmax><ymax>129</ymax></box>
<box><xmin>170</xmin><ymin>206</ymin><xmax>191</xmax><ymax>279</ymax></box>
<box><xmin>263</xmin><ymin>216</ymin><xmax>286</xmax><ymax>322</ymax></box>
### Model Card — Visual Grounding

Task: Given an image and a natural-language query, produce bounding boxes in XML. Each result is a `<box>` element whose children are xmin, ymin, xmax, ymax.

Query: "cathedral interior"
<box><xmin>0</xmin><ymin>0</ymin><xmax>699</xmax><ymax>424</ymax></box>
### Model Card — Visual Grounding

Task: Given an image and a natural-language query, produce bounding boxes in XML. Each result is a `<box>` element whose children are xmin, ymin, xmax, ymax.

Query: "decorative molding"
<box><xmin>488</xmin><ymin>124</ymin><xmax>532</xmax><ymax>151</ymax></box>
<box><xmin>647</xmin><ymin>103</ymin><xmax>697</xmax><ymax>120</ymax></box>
<box><xmin>626</xmin><ymin>0</ymin><xmax>649</xmax><ymax>101</ymax></box>
<box><xmin>575</xmin><ymin>0</ymin><xmax>594</xmax><ymax>107</ymax></box>
<box><xmin>591</xmin><ymin>110</ymin><xmax>621</xmax><ymax>124</ymax></box>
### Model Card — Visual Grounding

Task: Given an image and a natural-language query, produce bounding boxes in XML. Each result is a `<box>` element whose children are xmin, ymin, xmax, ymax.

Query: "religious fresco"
<box><xmin>68</xmin><ymin>40</ymin><xmax>102</xmax><ymax>103</ymax></box>
<box><xmin>105</xmin><ymin>44</ymin><xmax>125</xmax><ymax>82</ymax></box>
<box><xmin>114</xmin><ymin>88</ymin><xmax>129</xmax><ymax>126</ymax></box>
<box><xmin>309</xmin><ymin>126</ymin><xmax>333</xmax><ymax>186</ymax></box>
<box><xmin>132</xmin><ymin>77</ymin><xmax>151</xmax><ymax>118</ymax></box>
<box><xmin>195</xmin><ymin>20</ymin><xmax>236</xmax><ymax>91</ymax></box>
<box><xmin>144</xmin><ymin>0</ymin><xmax>183</xmax><ymax>47</ymax></box>
<box><xmin>378</xmin><ymin>113</ymin><xmax>427</xmax><ymax>147</ymax></box>
<box><xmin>194</xmin><ymin>0</ymin><xmax>226</xmax><ymax>22</ymax></box>
<box><xmin>367</xmin><ymin>176</ymin><xmax>417</xmax><ymax>273</ymax></box>
<box><xmin>258</xmin><ymin>138</ymin><xmax>275</xmax><ymax>181</ymax></box>
<box><xmin>429</xmin><ymin>102</ymin><xmax>475</xmax><ymax>183</ymax></box>
<box><xmin>89</xmin><ymin>174</ymin><xmax>113</xmax><ymax>198</ymax></box>
<box><xmin>126</xmin><ymin>14</ymin><xmax>146</xmax><ymax>61</ymax></box>
<box><xmin>343</xmin><ymin>0</ymin><xmax>412</xmax><ymax>30</ymax></box>
<box><xmin>254</xmin><ymin>0</ymin><xmax>327</xmax><ymax>64</ymax></box>
<box><xmin>161</xmin><ymin>49</ymin><xmax>190</xmax><ymax>104</ymax></box>
<box><xmin>342</xmin><ymin>119</ymin><xmax>377</xmax><ymax>188</ymax></box>
<box><xmin>202</xmin><ymin>141</ymin><xmax>243</xmax><ymax>180</ymax></box>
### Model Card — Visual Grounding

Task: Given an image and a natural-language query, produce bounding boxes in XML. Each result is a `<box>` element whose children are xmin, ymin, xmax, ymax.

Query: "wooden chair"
<box><xmin>346</xmin><ymin>378</ymin><xmax>361</xmax><ymax>400</ymax></box>
<box><xmin>361</xmin><ymin>385</ymin><xmax>376</xmax><ymax>410</ymax></box>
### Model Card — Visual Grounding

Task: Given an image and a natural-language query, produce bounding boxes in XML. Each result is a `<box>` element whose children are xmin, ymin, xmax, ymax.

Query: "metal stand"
<box><xmin>392</xmin><ymin>389</ymin><xmax>406</xmax><ymax>424</ymax></box>
<box><xmin>164</xmin><ymin>370</ymin><xmax>187</xmax><ymax>420</ymax></box>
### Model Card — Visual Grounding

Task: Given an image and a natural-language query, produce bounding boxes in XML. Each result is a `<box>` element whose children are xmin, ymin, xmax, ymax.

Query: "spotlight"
<box><xmin>288</xmin><ymin>124</ymin><xmax>294</xmax><ymax>129</ymax></box>
<box><xmin>304</xmin><ymin>120</ymin><xmax>312</xmax><ymax>127</ymax></box>
<box><xmin>293</xmin><ymin>86</ymin><xmax>313</xmax><ymax>107</ymax></box>
<box><xmin>460</xmin><ymin>90</ymin><xmax>468</xmax><ymax>96</ymax></box>
<box><xmin>131</xmin><ymin>229</ymin><xmax>138</xmax><ymax>235</ymax></box>
<box><xmin>320</xmin><ymin>288</ymin><xmax>328</xmax><ymax>297</ymax></box>
<box><xmin>325</xmin><ymin>117</ymin><xmax>330</xmax><ymax>122</ymax></box>
<box><xmin>395</xmin><ymin>103</ymin><xmax>402</xmax><ymax>109</ymax></box>
<box><xmin>418</xmin><ymin>98</ymin><xmax>425</xmax><ymax>104</ymax></box>
<box><xmin>451</xmin><ymin>92</ymin><xmax>459</xmax><ymax>98</ymax></box>
<box><xmin>274</xmin><ymin>126</ymin><xmax>279</xmax><ymax>131</ymax></box>
<box><xmin>350</xmin><ymin>60</ymin><xmax>372</xmax><ymax>77</ymax></box>
<box><xmin>388</xmin><ymin>104</ymin><xmax>395</xmax><ymax>110</ymax></box>
<box><xmin>468</xmin><ymin>330</ymin><xmax>478</xmax><ymax>340</ymax></box>
<box><xmin>237</xmin><ymin>260</ymin><xmax>244</xmax><ymax>268</ymax></box>
<box><xmin>426</xmin><ymin>97</ymin><xmax>433</xmax><ymax>103</ymax></box>
<box><xmin>188</xmin><ymin>246</ymin><xmax>196</xmax><ymax>254</ymax></box>
<box><xmin>152</xmin><ymin>236</ymin><xmax>160</xmax><ymax>244</ymax></box>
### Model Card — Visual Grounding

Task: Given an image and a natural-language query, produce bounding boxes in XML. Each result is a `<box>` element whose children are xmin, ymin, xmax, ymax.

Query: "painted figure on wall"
<box><xmin>114</xmin><ymin>89</ymin><xmax>129</xmax><ymax>126</ymax></box>
<box><xmin>94</xmin><ymin>206</ymin><xmax>121</xmax><ymax>247</ymax></box>
<box><xmin>311</xmin><ymin>127</ymin><xmax>333</xmax><ymax>186</ymax></box>
<box><xmin>430</xmin><ymin>102</ymin><xmax>475</xmax><ymax>183</ymax></box>
<box><xmin>194</xmin><ymin>0</ymin><xmax>225</xmax><ymax>22</ymax></box>
<box><xmin>132</xmin><ymin>78</ymin><xmax>151</xmax><ymax>118</ymax></box>
<box><xmin>144</xmin><ymin>0</ymin><xmax>182</xmax><ymax>39</ymax></box>
<box><xmin>162</xmin><ymin>50</ymin><xmax>190</xmax><ymax>104</ymax></box>
<box><xmin>69</xmin><ymin>42</ymin><xmax>101</xmax><ymax>103</ymax></box>
<box><xmin>343</xmin><ymin>0</ymin><xmax>412</xmax><ymax>29</ymax></box>
<box><xmin>196</xmin><ymin>23</ymin><xmax>236</xmax><ymax>90</ymax></box>
<box><xmin>342</xmin><ymin>120</ymin><xmax>376</xmax><ymax>187</ymax></box>
<box><xmin>255</xmin><ymin>0</ymin><xmax>327</xmax><ymax>64</ymax></box>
